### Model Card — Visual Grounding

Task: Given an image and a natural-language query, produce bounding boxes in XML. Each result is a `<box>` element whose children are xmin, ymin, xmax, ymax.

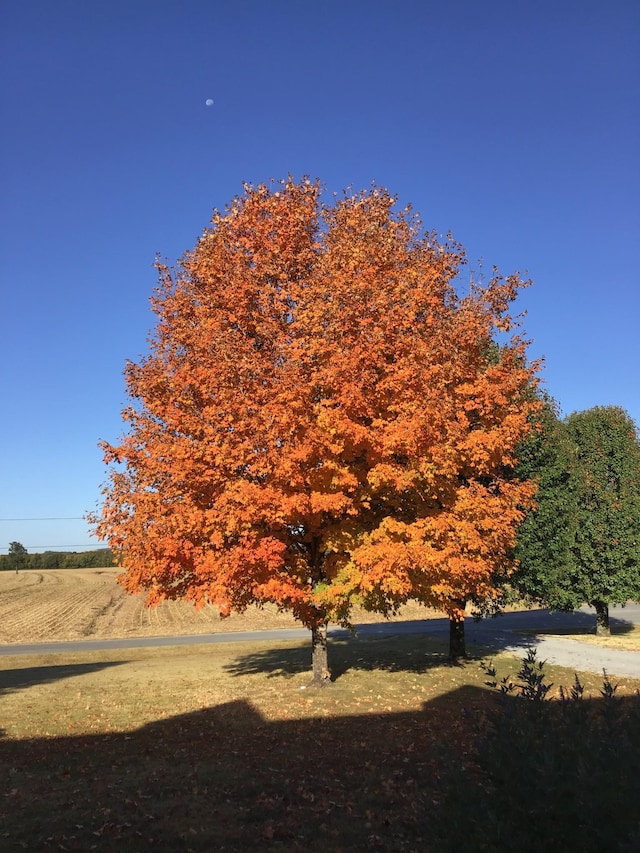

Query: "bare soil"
<box><xmin>0</xmin><ymin>568</ymin><xmax>442</xmax><ymax>644</ymax></box>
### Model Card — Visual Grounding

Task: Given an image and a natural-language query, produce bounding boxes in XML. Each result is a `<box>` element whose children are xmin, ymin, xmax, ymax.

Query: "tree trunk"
<box><xmin>310</xmin><ymin>622</ymin><xmax>331</xmax><ymax>686</ymax></box>
<box><xmin>449</xmin><ymin>614</ymin><xmax>466</xmax><ymax>660</ymax></box>
<box><xmin>593</xmin><ymin>600</ymin><xmax>610</xmax><ymax>636</ymax></box>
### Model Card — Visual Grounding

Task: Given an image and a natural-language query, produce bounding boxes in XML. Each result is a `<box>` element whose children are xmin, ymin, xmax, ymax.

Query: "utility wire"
<box><xmin>0</xmin><ymin>517</ymin><xmax>86</xmax><ymax>521</ymax></box>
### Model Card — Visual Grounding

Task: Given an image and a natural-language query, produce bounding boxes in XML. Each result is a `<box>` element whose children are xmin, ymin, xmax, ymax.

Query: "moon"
<box><xmin>205</xmin><ymin>98</ymin><xmax>214</xmax><ymax>107</ymax></box>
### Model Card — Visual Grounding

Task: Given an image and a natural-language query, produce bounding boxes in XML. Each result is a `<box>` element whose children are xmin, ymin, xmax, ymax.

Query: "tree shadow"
<box><xmin>221</xmin><ymin>607</ymin><xmax>639</xmax><ymax>681</ymax></box>
<box><xmin>1</xmin><ymin>685</ymin><xmax>638</xmax><ymax>851</ymax></box>
<box><xmin>462</xmin><ymin>607</ymin><xmax>637</xmax><ymax>655</ymax></box>
<box><xmin>0</xmin><ymin>660</ymin><xmax>129</xmax><ymax>696</ymax></box>
<box><xmin>224</xmin><ymin>631</ymin><xmax>468</xmax><ymax>681</ymax></box>
<box><xmin>352</xmin><ymin>606</ymin><xmax>637</xmax><ymax>643</ymax></box>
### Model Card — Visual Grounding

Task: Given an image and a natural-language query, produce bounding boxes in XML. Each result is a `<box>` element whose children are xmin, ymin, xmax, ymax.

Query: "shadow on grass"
<box><xmin>224</xmin><ymin>607</ymin><xmax>640</xmax><ymax>682</ymax></box>
<box><xmin>0</xmin><ymin>660</ymin><xmax>129</xmax><ymax>696</ymax></box>
<box><xmin>1</xmin><ymin>683</ymin><xmax>638</xmax><ymax>852</ymax></box>
<box><xmin>456</xmin><ymin>607</ymin><xmax>637</xmax><ymax>654</ymax></box>
<box><xmin>333</xmin><ymin>607</ymin><xmax>638</xmax><ymax>662</ymax></box>
<box><xmin>223</xmin><ymin>631</ymin><xmax>469</xmax><ymax>681</ymax></box>
<box><xmin>493</xmin><ymin>607</ymin><xmax>634</xmax><ymax>630</ymax></box>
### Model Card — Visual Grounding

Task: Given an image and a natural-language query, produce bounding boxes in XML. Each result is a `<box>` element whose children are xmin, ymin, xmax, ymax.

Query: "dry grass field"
<box><xmin>0</xmin><ymin>568</ymin><xmax>442</xmax><ymax>644</ymax></box>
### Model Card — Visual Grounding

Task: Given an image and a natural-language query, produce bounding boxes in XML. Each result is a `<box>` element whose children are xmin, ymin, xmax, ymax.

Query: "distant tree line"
<box><xmin>0</xmin><ymin>545</ymin><xmax>115</xmax><ymax>571</ymax></box>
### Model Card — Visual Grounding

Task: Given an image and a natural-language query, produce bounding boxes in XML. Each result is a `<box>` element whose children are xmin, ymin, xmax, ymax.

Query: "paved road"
<box><xmin>1</xmin><ymin>604</ymin><xmax>639</xmax><ymax>678</ymax></box>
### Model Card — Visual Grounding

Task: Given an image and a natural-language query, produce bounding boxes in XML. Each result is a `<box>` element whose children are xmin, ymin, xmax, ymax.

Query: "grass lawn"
<box><xmin>1</xmin><ymin>633</ymin><xmax>639</xmax><ymax>851</ymax></box>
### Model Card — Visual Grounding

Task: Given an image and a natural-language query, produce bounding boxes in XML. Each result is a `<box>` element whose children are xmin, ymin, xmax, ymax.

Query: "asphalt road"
<box><xmin>1</xmin><ymin>604</ymin><xmax>639</xmax><ymax>677</ymax></box>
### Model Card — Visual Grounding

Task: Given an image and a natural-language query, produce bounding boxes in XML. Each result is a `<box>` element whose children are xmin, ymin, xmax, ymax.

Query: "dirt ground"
<box><xmin>0</xmin><ymin>568</ymin><xmax>442</xmax><ymax>644</ymax></box>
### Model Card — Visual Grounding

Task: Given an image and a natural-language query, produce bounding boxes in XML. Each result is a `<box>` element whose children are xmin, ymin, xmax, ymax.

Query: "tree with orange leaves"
<box><xmin>92</xmin><ymin>178</ymin><xmax>540</xmax><ymax>682</ymax></box>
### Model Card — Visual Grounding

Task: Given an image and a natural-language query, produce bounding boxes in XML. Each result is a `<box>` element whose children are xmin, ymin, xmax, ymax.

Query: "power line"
<box><xmin>0</xmin><ymin>517</ymin><xmax>86</xmax><ymax>521</ymax></box>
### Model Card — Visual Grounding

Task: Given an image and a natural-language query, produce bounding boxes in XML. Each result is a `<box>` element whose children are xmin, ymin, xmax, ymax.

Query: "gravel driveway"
<box><xmin>467</xmin><ymin>603</ymin><xmax>640</xmax><ymax>678</ymax></box>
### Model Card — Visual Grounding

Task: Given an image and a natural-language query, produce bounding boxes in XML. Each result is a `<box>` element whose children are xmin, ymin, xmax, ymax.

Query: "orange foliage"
<box><xmin>92</xmin><ymin>178</ymin><xmax>541</xmax><ymax>630</ymax></box>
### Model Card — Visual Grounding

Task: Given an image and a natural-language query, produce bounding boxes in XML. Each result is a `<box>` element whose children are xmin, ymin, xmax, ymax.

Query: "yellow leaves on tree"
<box><xmin>92</xmin><ymin>177</ymin><xmax>541</xmax><ymax>680</ymax></box>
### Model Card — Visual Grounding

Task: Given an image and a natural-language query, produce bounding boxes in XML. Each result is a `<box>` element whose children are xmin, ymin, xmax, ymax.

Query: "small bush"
<box><xmin>436</xmin><ymin>649</ymin><xmax>640</xmax><ymax>851</ymax></box>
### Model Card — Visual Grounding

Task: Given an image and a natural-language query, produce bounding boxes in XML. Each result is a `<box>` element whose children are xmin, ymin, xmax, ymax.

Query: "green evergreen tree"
<box><xmin>513</xmin><ymin>401</ymin><xmax>579</xmax><ymax>608</ymax></box>
<box><xmin>514</xmin><ymin>405</ymin><xmax>640</xmax><ymax>634</ymax></box>
<box><xmin>566</xmin><ymin>406</ymin><xmax>640</xmax><ymax>633</ymax></box>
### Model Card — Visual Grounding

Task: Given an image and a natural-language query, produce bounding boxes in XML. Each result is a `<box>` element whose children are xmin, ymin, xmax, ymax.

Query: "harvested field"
<box><xmin>0</xmin><ymin>569</ymin><xmax>442</xmax><ymax>644</ymax></box>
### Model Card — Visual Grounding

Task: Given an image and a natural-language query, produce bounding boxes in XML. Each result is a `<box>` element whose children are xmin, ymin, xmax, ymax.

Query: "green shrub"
<box><xmin>436</xmin><ymin>649</ymin><xmax>640</xmax><ymax>851</ymax></box>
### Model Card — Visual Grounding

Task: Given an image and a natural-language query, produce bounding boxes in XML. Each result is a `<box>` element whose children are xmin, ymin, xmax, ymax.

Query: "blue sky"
<box><xmin>1</xmin><ymin>0</ymin><xmax>638</xmax><ymax>553</ymax></box>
